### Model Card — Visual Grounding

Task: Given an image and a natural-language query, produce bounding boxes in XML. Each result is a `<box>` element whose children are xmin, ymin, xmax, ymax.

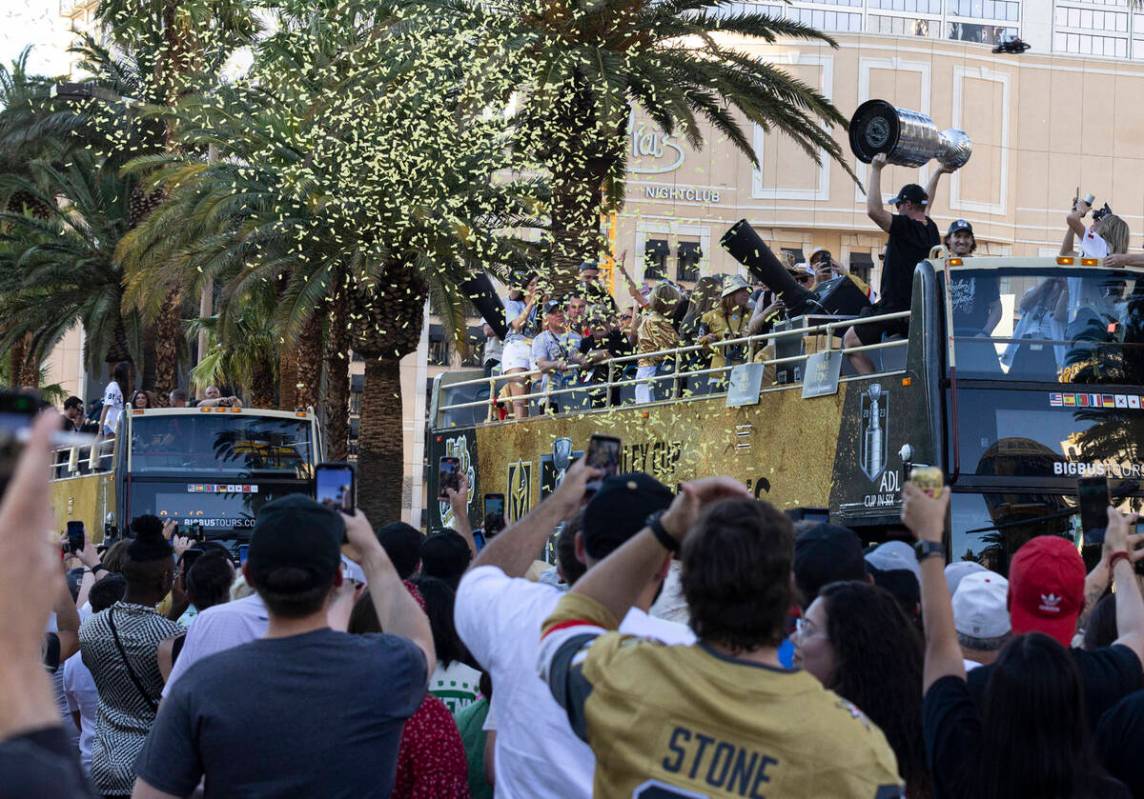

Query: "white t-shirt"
<box><xmin>162</xmin><ymin>594</ymin><xmax>269</xmax><ymax>697</ymax></box>
<box><xmin>63</xmin><ymin>652</ymin><xmax>100</xmax><ymax>774</ymax></box>
<box><xmin>430</xmin><ymin>660</ymin><xmax>483</xmax><ymax>715</ymax></box>
<box><xmin>102</xmin><ymin>380</ymin><xmax>124</xmax><ymax>435</ymax></box>
<box><xmin>455</xmin><ymin>565</ymin><xmax>695</xmax><ymax>799</ymax></box>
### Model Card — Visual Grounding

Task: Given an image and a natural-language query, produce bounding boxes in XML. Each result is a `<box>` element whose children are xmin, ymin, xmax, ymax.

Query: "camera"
<box><xmin>1093</xmin><ymin>203</ymin><xmax>1113</xmax><ymax>223</ymax></box>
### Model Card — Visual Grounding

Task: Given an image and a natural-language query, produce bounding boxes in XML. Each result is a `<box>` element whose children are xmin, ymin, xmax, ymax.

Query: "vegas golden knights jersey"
<box><xmin>540</xmin><ymin>592</ymin><xmax>905</xmax><ymax>799</ymax></box>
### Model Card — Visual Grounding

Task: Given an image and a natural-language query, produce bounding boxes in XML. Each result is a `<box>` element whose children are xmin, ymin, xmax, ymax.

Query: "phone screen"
<box><xmin>586</xmin><ymin>435</ymin><xmax>621</xmax><ymax>478</ymax></box>
<box><xmin>316</xmin><ymin>462</ymin><xmax>356</xmax><ymax>514</ymax></box>
<box><xmin>66</xmin><ymin>521</ymin><xmax>85</xmax><ymax>554</ymax></box>
<box><xmin>1078</xmin><ymin>476</ymin><xmax>1111</xmax><ymax>543</ymax></box>
<box><xmin>0</xmin><ymin>391</ymin><xmax>39</xmax><ymax>495</ymax></box>
<box><xmin>439</xmin><ymin>457</ymin><xmax>461</xmax><ymax>499</ymax></box>
<box><xmin>484</xmin><ymin>494</ymin><xmax>506</xmax><ymax>534</ymax></box>
<box><xmin>238</xmin><ymin>544</ymin><xmax>249</xmax><ymax>567</ymax></box>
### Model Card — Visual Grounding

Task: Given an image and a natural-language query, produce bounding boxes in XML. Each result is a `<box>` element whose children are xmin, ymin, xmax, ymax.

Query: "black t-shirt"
<box><xmin>967</xmin><ymin>643</ymin><xmax>1143</xmax><ymax>734</ymax></box>
<box><xmin>578</xmin><ymin>330</ymin><xmax>633</xmax><ymax>383</ymax></box>
<box><xmin>925</xmin><ymin>675</ymin><xmax>1130</xmax><ymax>799</ymax></box>
<box><xmin>135</xmin><ymin>628</ymin><xmax>426</xmax><ymax>798</ymax></box>
<box><xmin>0</xmin><ymin>725</ymin><xmax>94</xmax><ymax>799</ymax></box>
<box><xmin>950</xmin><ymin>275</ymin><xmax>1001</xmax><ymax>334</ymax></box>
<box><xmin>880</xmin><ymin>214</ymin><xmax>939</xmax><ymax>311</ymax></box>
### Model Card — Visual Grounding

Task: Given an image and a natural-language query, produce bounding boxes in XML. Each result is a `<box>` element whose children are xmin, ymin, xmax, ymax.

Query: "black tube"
<box><xmin>459</xmin><ymin>272</ymin><xmax>509</xmax><ymax>340</ymax></box>
<box><xmin>719</xmin><ymin>220</ymin><xmax>814</xmax><ymax>314</ymax></box>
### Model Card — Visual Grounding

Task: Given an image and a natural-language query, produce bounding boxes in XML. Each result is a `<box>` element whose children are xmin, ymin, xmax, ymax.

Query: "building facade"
<box><xmin>617</xmin><ymin>24</ymin><xmax>1144</xmax><ymax>293</ymax></box>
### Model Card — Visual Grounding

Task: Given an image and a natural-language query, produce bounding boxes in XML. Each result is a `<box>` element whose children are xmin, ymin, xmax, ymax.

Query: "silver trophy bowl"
<box><xmin>849</xmin><ymin>100</ymin><xmax>972</xmax><ymax>170</ymax></box>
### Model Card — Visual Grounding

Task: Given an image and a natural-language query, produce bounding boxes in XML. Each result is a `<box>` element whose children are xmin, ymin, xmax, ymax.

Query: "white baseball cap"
<box><xmin>945</xmin><ymin>560</ymin><xmax>986</xmax><ymax>597</ymax></box>
<box><xmin>864</xmin><ymin>540</ymin><xmax>921</xmax><ymax>583</ymax></box>
<box><xmin>952</xmin><ymin>571</ymin><xmax>1011</xmax><ymax>639</ymax></box>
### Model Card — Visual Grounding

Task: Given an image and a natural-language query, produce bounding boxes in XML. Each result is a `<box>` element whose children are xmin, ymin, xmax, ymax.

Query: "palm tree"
<box><xmin>399</xmin><ymin>0</ymin><xmax>855</xmax><ymax>283</ymax></box>
<box><xmin>0</xmin><ymin>152</ymin><xmax>144</xmax><ymax>378</ymax></box>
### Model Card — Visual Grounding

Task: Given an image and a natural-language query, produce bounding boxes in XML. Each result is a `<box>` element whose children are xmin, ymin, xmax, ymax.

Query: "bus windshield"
<box><xmin>946</xmin><ymin>266</ymin><xmax>1144</xmax><ymax>383</ymax></box>
<box><xmin>129</xmin><ymin>414</ymin><xmax>313</xmax><ymax>477</ymax></box>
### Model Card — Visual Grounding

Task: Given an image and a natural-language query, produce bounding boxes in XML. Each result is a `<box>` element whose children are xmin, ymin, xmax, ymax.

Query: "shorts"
<box><xmin>502</xmin><ymin>339</ymin><xmax>533</xmax><ymax>371</ymax></box>
<box><xmin>852</xmin><ymin>304</ymin><xmax>910</xmax><ymax>347</ymax></box>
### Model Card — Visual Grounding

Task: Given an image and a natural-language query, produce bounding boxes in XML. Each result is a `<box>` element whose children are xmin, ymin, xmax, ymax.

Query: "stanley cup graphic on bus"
<box><xmin>849</xmin><ymin>99</ymin><xmax>972</xmax><ymax>169</ymax></box>
<box><xmin>861</xmin><ymin>384</ymin><xmax>888</xmax><ymax>481</ymax></box>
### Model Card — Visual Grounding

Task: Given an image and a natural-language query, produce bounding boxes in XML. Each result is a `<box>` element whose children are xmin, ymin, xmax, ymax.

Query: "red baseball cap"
<box><xmin>1007</xmin><ymin>536</ymin><xmax>1085</xmax><ymax>647</ymax></box>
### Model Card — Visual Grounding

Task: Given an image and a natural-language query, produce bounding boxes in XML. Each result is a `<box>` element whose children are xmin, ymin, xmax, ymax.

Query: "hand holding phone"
<box><xmin>66</xmin><ymin>521</ymin><xmax>85</xmax><ymax>555</ymax></box>
<box><xmin>586</xmin><ymin>435</ymin><xmax>621</xmax><ymax>479</ymax></box>
<box><xmin>439</xmin><ymin>457</ymin><xmax>461</xmax><ymax>500</ymax></box>
<box><xmin>316</xmin><ymin>462</ymin><xmax>356</xmax><ymax>514</ymax></box>
<box><xmin>483</xmin><ymin>493</ymin><xmax>506</xmax><ymax>535</ymax></box>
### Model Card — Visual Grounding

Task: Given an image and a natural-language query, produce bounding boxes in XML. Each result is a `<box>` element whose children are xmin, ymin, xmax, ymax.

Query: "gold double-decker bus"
<box><xmin>428</xmin><ymin>256</ymin><xmax>1144</xmax><ymax>571</ymax></box>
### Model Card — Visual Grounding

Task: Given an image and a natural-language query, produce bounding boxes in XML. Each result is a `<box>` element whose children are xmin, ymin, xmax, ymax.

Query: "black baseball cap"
<box><xmin>947</xmin><ymin>219</ymin><xmax>973</xmax><ymax>236</ymax></box>
<box><xmin>582</xmin><ymin>472</ymin><xmax>674</xmax><ymax>560</ymax></box>
<box><xmin>792</xmin><ymin>523</ymin><xmax>867</xmax><ymax>607</ymax></box>
<box><xmin>889</xmin><ymin>184</ymin><xmax>928</xmax><ymax>207</ymax></box>
<box><xmin>578</xmin><ymin>261</ymin><xmax>599</xmax><ymax>272</ymax></box>
<box><xmin>246</xmin><ymin>495</ymin><xmax>343</xmax><ymax>593</ymax></box>
<box><xmin>543</xmin><ymin>299</ymin><xmax>564</xmax><ymax>315</ymax></box>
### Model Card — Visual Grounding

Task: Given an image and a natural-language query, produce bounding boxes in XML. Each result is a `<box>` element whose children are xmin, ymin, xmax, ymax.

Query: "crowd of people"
<box><xmin>7</xmin><ymin>410</ymin><xmax>1144</xmax><ymax>798</ymax></box>
<box><xmin>486</xmin><ymin>242</ymin><xmax>874</xmax><ymax>416</ymax></box>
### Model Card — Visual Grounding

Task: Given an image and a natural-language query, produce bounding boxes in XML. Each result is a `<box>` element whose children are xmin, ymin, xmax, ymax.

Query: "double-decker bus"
<box><xmin>426</xmin><ymin>256</ymin><xmax>1143</xmax><ymax>571</ymax></box>
<box><xmin>51</xmin><ymin>406</ymin><xmax>321</xmax><ymax>558</ymax></box>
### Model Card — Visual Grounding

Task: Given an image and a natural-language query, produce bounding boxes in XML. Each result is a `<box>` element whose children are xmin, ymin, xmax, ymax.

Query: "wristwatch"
<box><xmin>914</xmin><ymin>540</ymin><xmax>945</xmax><ymax>562</ymax></box>
<box><xmin>646</xmin><ymin>510</ymin><xmax>680</xmax><ymax>553</ymax></box>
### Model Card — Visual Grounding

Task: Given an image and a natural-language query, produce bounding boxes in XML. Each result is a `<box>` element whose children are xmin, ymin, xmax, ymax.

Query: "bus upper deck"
<box><xmin>427</xmin><ymin>257</ymin><xmax>1144</xmax><ymax>568</ymax></box>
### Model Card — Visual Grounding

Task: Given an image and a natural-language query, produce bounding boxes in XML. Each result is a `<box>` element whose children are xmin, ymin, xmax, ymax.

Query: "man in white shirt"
<box><xmin>162</xmin><ymin>593</ymin><xmax>270</xmax><ymax>697</ymax></box>
<box><xmin>455</xmin><ymin>461</ymin><xmax>694</xmax><ymax>799</ymax></box>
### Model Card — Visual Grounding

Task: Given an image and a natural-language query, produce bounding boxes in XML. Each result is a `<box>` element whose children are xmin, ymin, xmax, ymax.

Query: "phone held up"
<box><xmin>1077</xmin><ymin>476</ymin><xmax>1110</xmax><ymax>547</ymax></box>
<box><xmin>438</xmin><ymin>457</ymin><xmax>461</xmax><ymax>500</ymax></box>
<box><xmin>316</xmin><ymin>462</ymin><xmax>356</xmax><ymax>515</ymax></box>
<box><xmin>66</xmin><ymin>520</ymin><xmax>85</xmax><ymax>554</ymax></box>
<box><xmin>483</xmin><ymin>493</ymin><xmax>506</xmax><ymax>536</ymax></box>
<box><xmin>584</xmin><ymin>434</ymin><xmax>621</xmax><ymax>494</ymax></box>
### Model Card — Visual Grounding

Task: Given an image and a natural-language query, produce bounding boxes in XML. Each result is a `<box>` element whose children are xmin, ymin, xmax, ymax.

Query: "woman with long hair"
<box><xmin>902</xmin><ymin>483</ymin><xmax>1132</xmax><ymax>799</ymax></box>
<box><xmin>794</xmin><ymin>581</ymin><xmax>932</xmax><ymax>798</ymax></box>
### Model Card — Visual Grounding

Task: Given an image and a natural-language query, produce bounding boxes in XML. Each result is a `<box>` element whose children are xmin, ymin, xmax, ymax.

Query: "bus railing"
<box><xmin>437</xmin><ymin>309</ymin><xmax>910</xmax><ymax>422</ymax></box>
<box><xmin>51</xmin><ymin>436</ymin><xmax>117</xmax><ymax>480</ymax></box>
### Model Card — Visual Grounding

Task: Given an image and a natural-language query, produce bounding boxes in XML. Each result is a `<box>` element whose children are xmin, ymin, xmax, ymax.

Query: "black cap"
<box><xmin>889</xmin><ymin>184</ymin><xmax>928</xmax><ymax>207</ymax></box>
<box><xmin>578</xmin><ymin>261</ymin><xmax>598</xmax><ymax>272</ymax></box>
<box><xmin>377</xmin><ymin>522</ymin><xmax>423</xmax><ymax>580</ymax></box>
<box><xmin>246</xmin><ymin>495</ymin><xmax>343</xmax><ymax>593</ymax></box>
<box><xmin>582</xmin><ymin>473</ymin><xmax>674</xmax><ymax>560</ymax></box>
<box><xmin>421</xmin><ymin>531</ymin><xmax>472</xmax><ymax>590</ymax></box>
<box><xmin>792</xmin><ymin>523</ymin><xmax>866</xmax><ymax>607</ymax></box>
<box><xmin>947</xmin><ymin>219</ymin><xmax>973</xmax><ymax>236</ymax></box>
<box><xmin>543</xmin><ymin>299</ymin><xmax>564</xmax><ymax>314</ymax></box>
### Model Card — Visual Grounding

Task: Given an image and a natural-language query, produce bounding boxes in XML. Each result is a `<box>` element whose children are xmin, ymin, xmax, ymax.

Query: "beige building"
<box><xmin>618</xmin><ymin>20</ymin><xmax>1144</xmax><ymax>289</ymax></box>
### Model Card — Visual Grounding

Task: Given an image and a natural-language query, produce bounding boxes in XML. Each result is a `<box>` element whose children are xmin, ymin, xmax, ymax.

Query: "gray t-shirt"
<box><xmin>136</xmin><ymin>628</ymin><xmax>426</xmax><ymax>798</ymax></box>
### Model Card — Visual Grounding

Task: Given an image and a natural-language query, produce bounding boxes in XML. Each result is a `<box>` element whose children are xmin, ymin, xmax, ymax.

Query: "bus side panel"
<box><xmin>50</xmin><ymin>473</ymin><xmax>116</xmax><ymax>544</ymax></box>
<box><xmin>466</xmin><ymin>388</ymin><xmax>854</xmax><ymax>520</ymax></box>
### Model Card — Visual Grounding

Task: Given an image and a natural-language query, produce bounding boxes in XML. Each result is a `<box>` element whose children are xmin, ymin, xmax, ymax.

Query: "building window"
<box><xmin>849</xmin><ymin>252</ymin><xmax>875</xmax><ymax>286</ymax></box>
<box><xmin>428</xmin><ymin>325</ymin><xmax>450</xmax><ymax>366</ymax></box>
<box><xmin>867</xmin><ymin>13</ymin><xmax>940</xmax><ymax>37</ymax></box>
<box><xmin>677</xmin><ymin>241</ymin><xmax>702</xmax><ymax>283</ymax></box>
<box><xmin>644</xmin><ymin>238</ymin><xmax>669</xmax><ymax>280</ymax></box>
<box><xmin>947</xmin><ymin>21</ymin><xmax>1016</xmax><ymax>44</ymax></box>
<box><xmin>461</xmin><ymin>326</ymin><xmax>484</xmax><ymax>368</ymax></box>
<box><xmin>781</xmin><ymin>247</ymin><xmax>806</xmax><ymax>267</ymax></box>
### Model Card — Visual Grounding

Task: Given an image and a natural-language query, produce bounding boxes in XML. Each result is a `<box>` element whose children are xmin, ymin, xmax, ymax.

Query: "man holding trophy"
<box><xmin>843</xmin><ymin>100</ymin><xmax>971</xmax><ymax>375</ymax></box>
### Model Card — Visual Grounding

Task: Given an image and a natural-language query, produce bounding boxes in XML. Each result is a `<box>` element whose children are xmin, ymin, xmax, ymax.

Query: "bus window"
<box><xmin>946</xmin><ymin>267</ymin><xmax>1143</xmax><ymax>383</ymax></box>
<box><xmin>130</xmin><ymin>415</ymin><xmax>313</xmax><ymax>476</ymax></box>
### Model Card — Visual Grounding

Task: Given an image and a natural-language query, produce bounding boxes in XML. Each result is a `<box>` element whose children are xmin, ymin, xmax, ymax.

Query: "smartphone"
<box><xmin>483</xmin><ymin>493</ymin><xmax>506</xmax><ymax>535</ymax></box>
<box><xmin>316</xmin><ymin>462</ymin><xmax>356</xmax><ymax>514</ymax></box>
<box><xmin>191</xmin><ymin>522</ymin><xmax>204</xmax><ymax>543</ymax></box>
<box><xmin>66</xmin><ymin>521</ymin><xmax>85</xmax><ymax>554</ymax></box>
<box><xmin>238</xmin><ymin>544</ymin><xmax>249</xmax><ymax>567</ymax></box>
<box><xmin>0</xmin><ymin>391</ymin><xmax>39</xmax><ymax>495</ymax></box>
<box><xmin>1078</xmin><ymin>476</ymin><xmax>1111</xmax><ymax>545</ymax></box>
<box><xmin>586</xmin><ymin>435</ymin><xmax>622</xmax><ymax>479</ymax></box>
<box><xmin>438</xmin><ymin>456</ymin><xmax>461</xmax><ymax>500</ymax></box>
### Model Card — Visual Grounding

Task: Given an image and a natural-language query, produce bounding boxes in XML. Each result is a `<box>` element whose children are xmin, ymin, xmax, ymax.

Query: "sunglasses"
<box><xmin>795</xmin><ymin>275</ymin><xmax>813</xmax><ymax>284</ymax></box>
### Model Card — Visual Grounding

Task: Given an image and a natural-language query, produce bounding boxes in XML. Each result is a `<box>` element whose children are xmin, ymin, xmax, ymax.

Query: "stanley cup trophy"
<box><xmin>849</xmin><ymin>99</ymin><xmax>972</xmax><ymax>169</ymax></box>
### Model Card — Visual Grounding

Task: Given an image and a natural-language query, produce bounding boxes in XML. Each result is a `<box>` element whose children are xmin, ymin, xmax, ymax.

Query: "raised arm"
<box><xmin>617</xmin><ymin>253</ymin><xmax>649</xmax><ymax>309</ymax></box>
<box><xmin>1104</xmin><ymin>507</ymin><xmax>1144</xmax><ymax>665</ymax></box>
<box><xmin>924</xmin><ymin>164</ymin><xmax>953</xmax><ymax>214</ymax></box>
<box><xmin>866</xmin><ymin>153</ymin><xmax>893</xmax><ymax>233</ymax></box>
<box><xmin>901</xmin><ymin>483</ymin><xmax>963</xmax><ymax>691</ymax></box>
<box><xmin>446</xmin><ymin>474</ymin><xmax>477</xmax><ymax>557</ymax></box>
<box><xmin>470</xmin><ymin>459</ymin><xmax>600</xmax><ymax>578</ymax></box>
<box><xmin>344</xmin><ymin>511</ymin><xmax>436</xmax><ymax>676</ymax></box>
<box><xmin>568</xmin><ymin>477</ymin><xmax>749</xmax><ymax>622</ymax></box>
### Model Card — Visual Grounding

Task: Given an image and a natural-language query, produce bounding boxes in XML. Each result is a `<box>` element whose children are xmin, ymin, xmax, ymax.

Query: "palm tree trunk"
<box><xmin>357</xmin><ymin>357</ymin><xmax>405</xmax><ymax>526</ymax></box>
<box><xmin>153</xmin><ymin>289</ymin><xmax>182</xmax><ymax>405</ymax></box>
<box><xmin>323</xmin><ymin>288</ymin><xmax>351</xmax><ymax>461</ymax></box>
<box><xmin>17</xmin><ymin>332</ymin><xmax>39</xmax><ymax>389</ymax></box>
<box><xmin>293</xmin><ymin>313</ymin><xmax>323</xmax><ymax>412</ymax></box>
<box><xmin>249</xmin><ymin>354</ymin><xmax>276</xmax><ymax>409</ymax></box>
<box><xmin>8</xmin><ymin>334</ymin><xmax>27</xmax><ymax>387</ymax></box>
<box><xmin>278</xmin><ymin>347</ymin><xmax>298</xmax><ymax>410</ymax></box>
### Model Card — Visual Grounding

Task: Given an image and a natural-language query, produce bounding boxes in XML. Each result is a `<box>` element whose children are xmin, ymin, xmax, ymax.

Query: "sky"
<box><xmin>0</xmin><ymin>2</ymin><xmax>75</xmax><ymax>78</ymax></box>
